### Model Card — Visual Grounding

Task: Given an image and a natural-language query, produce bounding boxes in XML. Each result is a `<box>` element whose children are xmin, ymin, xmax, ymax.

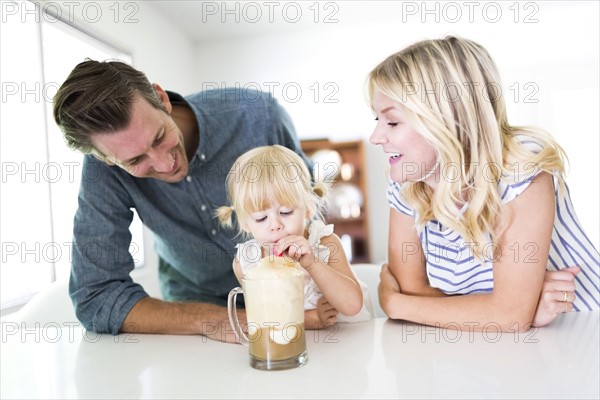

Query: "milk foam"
<box><xmin>244</xmin><ymin>256</ymin><xmax>305</xmax><ymax>338</ymax></box>
<box><xmin>244</xmin><ymin>256</ymin><xmax>304</xmax><ymax>280</ymax></box>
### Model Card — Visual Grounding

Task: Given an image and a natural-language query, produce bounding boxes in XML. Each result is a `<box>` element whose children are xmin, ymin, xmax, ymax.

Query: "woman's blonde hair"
<box><xmin>216</xmin><ymin>145</ymin><xmax>327</xmax><ymax>237</ymax></box>
<box><xmin>367</xmin><ymin>36</ymin><xmax>567</xmax><ymax>259</ymax></box>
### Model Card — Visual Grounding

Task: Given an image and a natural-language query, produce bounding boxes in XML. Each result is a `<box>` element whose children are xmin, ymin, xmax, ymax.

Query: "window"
<box><xmin>1</xmin><ymin>1</ymin><xmax>143</xmax><ymax>311</ymax></box>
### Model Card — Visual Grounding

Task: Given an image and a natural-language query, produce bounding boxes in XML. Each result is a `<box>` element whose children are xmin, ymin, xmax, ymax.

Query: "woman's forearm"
<box><xmin>382</xmin><ymin>290</ymin><xmax>535</xmax><ymax>332</ymax></box>
<box><xmin>379</xmin><ymin>264</ymin><xmax>536</xmax><ymax>332</ymax></box>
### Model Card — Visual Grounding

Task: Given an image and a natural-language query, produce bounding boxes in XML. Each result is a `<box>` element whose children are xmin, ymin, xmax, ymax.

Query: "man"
<box><xmin>53</xmin><ymin>60</ymin><xmax>309</xmax><ymax>341</ymax></box>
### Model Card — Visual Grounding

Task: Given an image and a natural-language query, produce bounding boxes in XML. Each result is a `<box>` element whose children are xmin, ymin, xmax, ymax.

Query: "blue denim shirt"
<box><xmin>69</xmin><ymin>89</ymin><xmax>308</xmax><ymax>334</ymax></box>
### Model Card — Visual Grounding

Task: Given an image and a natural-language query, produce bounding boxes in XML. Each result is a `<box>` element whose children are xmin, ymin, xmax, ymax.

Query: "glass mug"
<box><xmin>227</xmin><ymin>256</ymin><xmax>308</xmax><ymax>371</ymax></box>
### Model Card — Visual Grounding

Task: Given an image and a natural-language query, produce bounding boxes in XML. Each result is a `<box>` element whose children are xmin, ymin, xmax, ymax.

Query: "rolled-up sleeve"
<box><xmin>69</xmin><ymin>156</ymin><xmax>148</xmax><ymax>334</ymax></box>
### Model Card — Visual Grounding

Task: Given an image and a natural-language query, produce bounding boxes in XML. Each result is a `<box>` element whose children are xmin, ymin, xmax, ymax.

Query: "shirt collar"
<box><xmin>166</xmin><ymin>90</ymin><xmax>205</xmax><ymax>166</ymax></box>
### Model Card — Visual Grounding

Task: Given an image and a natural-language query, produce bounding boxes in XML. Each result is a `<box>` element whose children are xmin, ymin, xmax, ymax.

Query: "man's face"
<box><xmin>91</xmin><ymin>94</ymin><xmax>189</xmax><ymax>183</ymax></box>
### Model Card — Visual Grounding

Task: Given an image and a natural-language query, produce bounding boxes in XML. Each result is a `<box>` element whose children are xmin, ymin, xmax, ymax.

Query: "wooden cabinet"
<box><xmin>301</xmin><ymin>139</ymin><xmax>370</xmax><ymax>263</ymax></box>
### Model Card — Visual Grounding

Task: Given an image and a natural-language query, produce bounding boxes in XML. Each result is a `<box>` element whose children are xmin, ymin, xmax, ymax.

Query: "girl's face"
<box><xmin>369</xmin><ymin>90</ymin><xmax>439</xmax><ymax>188</ymax></box>
<box><xmin>246</xmin><ymin>203</ymin><xmax>309</xmax><ymax>252</ymax></box>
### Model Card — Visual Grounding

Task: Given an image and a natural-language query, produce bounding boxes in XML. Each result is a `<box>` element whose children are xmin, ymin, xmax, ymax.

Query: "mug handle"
<box><xmin>227</xmin><ymin>287</ymin><xmax>249</xmax><ymax>346</ymax></box>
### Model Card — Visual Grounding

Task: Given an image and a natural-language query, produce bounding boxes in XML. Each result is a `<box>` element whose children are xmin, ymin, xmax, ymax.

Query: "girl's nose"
<box><xmin>270</xmin><ymin>218</ymin><xmax>284</xmax><ymax>231</ymax></box>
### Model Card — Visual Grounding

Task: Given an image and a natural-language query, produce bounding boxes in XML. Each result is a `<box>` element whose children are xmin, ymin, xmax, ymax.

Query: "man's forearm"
<box><xmin>121</xmin><ymin>297</ymin><xmax>244</xmax><ymax>343</ymax></box>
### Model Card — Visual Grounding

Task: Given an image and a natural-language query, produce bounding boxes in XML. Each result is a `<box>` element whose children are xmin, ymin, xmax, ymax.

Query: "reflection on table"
<box><xmin>1</xmin><ymin>311</ymin><xmax>598</xmax><ymax>399</ymax></box>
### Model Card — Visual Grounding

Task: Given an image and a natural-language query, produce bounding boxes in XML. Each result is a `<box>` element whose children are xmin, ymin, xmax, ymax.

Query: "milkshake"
<box><xmin>229</xmin><ymin>256</ymin><xmax>308</xmax><ymax>370</ymax></box>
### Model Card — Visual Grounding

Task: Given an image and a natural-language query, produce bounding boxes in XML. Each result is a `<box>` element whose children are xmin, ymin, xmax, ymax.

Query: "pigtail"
<box><xmin>312</xmin><ymin>181</ymin><xmax>329</xmax><ymax>199</ymax></box>
<box><xmin>215</xmin><ymin>205</ymin><xmax>235</xmax><ymax>229</ymax></box>
<box><xmin>311</xmin><ymin>181</ymin><xmax>330</xmax><ymax>221</ymax></box>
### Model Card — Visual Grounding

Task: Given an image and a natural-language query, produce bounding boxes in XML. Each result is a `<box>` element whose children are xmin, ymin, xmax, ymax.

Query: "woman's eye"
<box><xmin>254</xmin><ymin>216</ymin><xmax>267</xmax><ymax>223</ymax></box>
<box><xmin>375</xmin><ymin>117</ymin><xmax>398</xmax><ymax>127</ymax></box>
<box><xmin>280</xmin><ymin>210</ymin><xmax>293</xmax><ymax>216</ymax></box>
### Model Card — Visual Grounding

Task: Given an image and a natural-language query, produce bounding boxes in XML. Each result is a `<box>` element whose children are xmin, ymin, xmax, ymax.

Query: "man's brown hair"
<box><xmin>53</xmin><ymin>59</ymin><xmax>166</xmax><ymax>157</ymax></box>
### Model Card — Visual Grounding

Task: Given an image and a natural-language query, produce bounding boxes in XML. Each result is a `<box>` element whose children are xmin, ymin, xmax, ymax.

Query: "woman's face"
<box><xmin>369</xmin><ymin>90</ymin><xmax>439</xmax><ymax>188</ymax></box>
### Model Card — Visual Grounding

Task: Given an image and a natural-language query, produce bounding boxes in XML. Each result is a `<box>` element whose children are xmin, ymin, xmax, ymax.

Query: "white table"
<box><xmin>1</xmin><ymin>311</ymin><xmax>598</xmax><ymax>399</ymax></box>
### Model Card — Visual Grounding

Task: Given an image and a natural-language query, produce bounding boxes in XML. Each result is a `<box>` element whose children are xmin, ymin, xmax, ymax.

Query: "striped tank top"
<box><xmin>387</xmin><ymin>168</ymin><xmax>600</xmax><ymax>311</ymax></box>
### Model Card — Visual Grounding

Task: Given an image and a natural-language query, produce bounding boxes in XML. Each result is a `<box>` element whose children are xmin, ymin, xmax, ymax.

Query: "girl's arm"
<box><xmin>381</xmin><ymin>172</ymin><xmax>556</xmax><ymax>332</ymax></box>
<box><xmin>277</xmin><ymin>233</ymin><xmax>363</xmax><ymax>316</ymax></box>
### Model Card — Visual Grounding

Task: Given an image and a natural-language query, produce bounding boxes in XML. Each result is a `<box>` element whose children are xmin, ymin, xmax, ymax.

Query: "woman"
<box><xmin>369</xmin><ymin>36</ymin><xmax>599</xmax><ymax>331</ymax></box>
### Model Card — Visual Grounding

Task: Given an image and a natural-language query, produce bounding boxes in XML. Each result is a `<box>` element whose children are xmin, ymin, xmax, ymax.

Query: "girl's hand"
<box><xmin>275</xmin><ymin>235</ymin><xmax>314</xmax><ymax>268</ymax></box>
<box><xmin>316</xmin><ymin>296</ymin><xmax>338</xmax><ymax>327</ymax></box>
<box><xmin>532</xmin><ymin>266</ymin><xmax>580</xmax><ymax>327</ymax></box>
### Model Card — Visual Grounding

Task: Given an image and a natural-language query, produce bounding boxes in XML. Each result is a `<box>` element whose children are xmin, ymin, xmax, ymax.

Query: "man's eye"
<box><xmin>153</xmin><ymin>134</ymin><xmax>165</xmax><ymax>146</ymax></box>
<box><xmin>128</xmin><ymin>159</ymin><xmax>140</xmax><ymax>166</ymax></box>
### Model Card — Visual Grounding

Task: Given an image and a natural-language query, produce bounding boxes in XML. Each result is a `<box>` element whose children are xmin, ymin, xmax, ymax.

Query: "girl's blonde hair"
<box><xmin>216</xmin><ymin>145</ymin><xmax>327</xmax><ymax>237</ymax></box>
<box><xmin>367</xmin><ymin>36</ymin><xmax>567</xmax><ymax>260</ymax></box>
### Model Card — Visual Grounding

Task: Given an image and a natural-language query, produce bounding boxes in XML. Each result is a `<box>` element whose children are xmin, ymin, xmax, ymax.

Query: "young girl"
<box><xmin>216</xmin><ymin>145</ymin><xmax>373</xmax><ymax>328</ymax></box>
<box><xmin>369</xmin><ymin>36</ymin><xmax>599</xmax><ymax>331</ymax></box>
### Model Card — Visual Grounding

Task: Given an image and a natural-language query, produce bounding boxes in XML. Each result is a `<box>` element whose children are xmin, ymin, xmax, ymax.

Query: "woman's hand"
<box><xmin>532</xmin><ymin>266</ymin><xmax>580</xmax><ymax>327</ymax></box>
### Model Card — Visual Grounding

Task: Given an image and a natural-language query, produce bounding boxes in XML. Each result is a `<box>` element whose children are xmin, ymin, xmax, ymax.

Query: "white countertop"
<box><xmin>1</xmin><ymin>311</ymin><xmax>598</xmax><ymax>399</ymax></box>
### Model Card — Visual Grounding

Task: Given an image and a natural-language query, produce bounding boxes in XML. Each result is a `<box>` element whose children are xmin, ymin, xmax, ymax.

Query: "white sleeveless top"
<box><xmin>236</xmin><ymin>220</ymin><xmax>373</xmax><ymax>322</ymax></box>
<box><xmin>387</xmin><ymin>141</ymin><xmax>599</xmax><ymax>312</ymax></box>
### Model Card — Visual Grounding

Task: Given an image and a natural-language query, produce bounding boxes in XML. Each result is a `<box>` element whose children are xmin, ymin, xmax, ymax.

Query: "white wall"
<box><xmin>29</xmin><ymin>0</ymin><xmax>599</xmax><ymax>270</ymax></box>
<box><xmin>193</xmin><ymin>1</ymin><xmax>599</xmax><ymax>263</ymax></box>
<box><xmin>35</xmin><ymin>0</ymin><xmax>199</xmax><ymax>295</ymax></box>
<box><xmin>42</xmin><ymin>1</ymin><xmax>196</xmax><ymax>103</ymax></box>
